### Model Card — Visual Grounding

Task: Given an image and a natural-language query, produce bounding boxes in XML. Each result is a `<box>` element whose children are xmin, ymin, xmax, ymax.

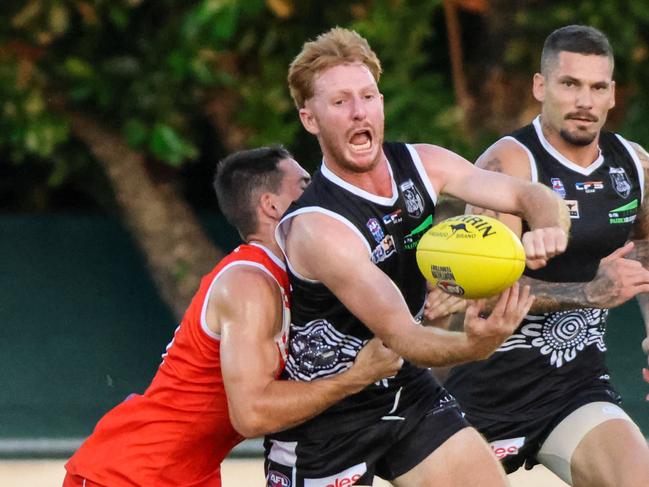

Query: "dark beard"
<box><xmin>559</xmin><ymin>128</ymin><xmax>597</xmax><ymax>147</ymax></box>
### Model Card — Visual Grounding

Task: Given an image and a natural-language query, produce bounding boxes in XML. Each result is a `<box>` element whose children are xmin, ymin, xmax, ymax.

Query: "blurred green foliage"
<box><xmin>2</xmin><ymin>0</ymin><xmax>649</xmax><ymax>210</ymax></box>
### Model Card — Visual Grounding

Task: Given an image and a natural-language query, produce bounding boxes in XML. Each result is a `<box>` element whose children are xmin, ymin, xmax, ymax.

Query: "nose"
<box><xmin>575</xmin><ymin>86</ymin><xmax>593</xmax><ymax>109</ymax></box>
<box><xmin>351</xmin><ymin>96</ymin><xmax>366</xmax><ymax>120</ymax></box>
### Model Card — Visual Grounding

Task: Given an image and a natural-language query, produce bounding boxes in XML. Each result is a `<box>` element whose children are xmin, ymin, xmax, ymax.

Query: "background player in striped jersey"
<box><xmin>62</xmin><ymin>145</ymin><xmax>402</xmax><ymax>487</ymax></box>
<box><xmin>444</xmin><ymin>25</ymin><xmax>649</xmax><ymax>487</ymax></box>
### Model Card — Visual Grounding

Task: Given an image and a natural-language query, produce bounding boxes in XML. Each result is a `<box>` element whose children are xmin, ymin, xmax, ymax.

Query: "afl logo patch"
<box><xmin>268</xmin><ymin>470</ymin><xmax>291</xmax><ymax>487</ymax></box>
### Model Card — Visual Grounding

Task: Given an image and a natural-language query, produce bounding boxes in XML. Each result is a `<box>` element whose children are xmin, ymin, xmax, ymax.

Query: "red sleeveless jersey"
<box><xmin>65</xmin><ymin>244</ymin><xmax>290</xmax><ymax>486</ymax></box>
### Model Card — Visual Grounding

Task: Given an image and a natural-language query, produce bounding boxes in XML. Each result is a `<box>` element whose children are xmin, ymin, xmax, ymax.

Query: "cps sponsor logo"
<box><xmin>490</xmin><ymin>437</ymin><xmax>525</xmax><ymax>460</ymax></box>
<box><xmin>268</xmin><ymin>470</ymin><xmax>291</xmax><ymax>487</ymax></box>
<box><xmin>575</xmin><ymin>181</ymin><xmax>604</xmax><ymax>193</ymax></box>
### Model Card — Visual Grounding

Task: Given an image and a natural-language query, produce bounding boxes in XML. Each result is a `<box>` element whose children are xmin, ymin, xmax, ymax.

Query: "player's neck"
<box><xmin>540</xmin><ymin>123</ymin><xmax>601</xmax><ymax>168</ymax></box>
<box><xmin>246</xmin><ymin>227</ymin><xmax>283</xmax><ymax>261</ymax></box>
<box><xmin>323</xmin><ymin>153</ymin><xmax>393</xmax><ymax>197</ymax></box>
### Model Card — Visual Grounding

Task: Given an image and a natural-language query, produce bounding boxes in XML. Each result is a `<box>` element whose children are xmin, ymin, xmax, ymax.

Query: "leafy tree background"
<box><xmin>2</xmin><ymin>0</ymin><xmax>649</xmax><ymax>315</ymax></box>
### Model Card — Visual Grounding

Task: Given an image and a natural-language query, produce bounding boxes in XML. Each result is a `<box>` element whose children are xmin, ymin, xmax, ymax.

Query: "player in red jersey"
<box><xmin>63</xmin><ymin>145</ymin><xmax>403</xmax><ymax>487</ymax></box>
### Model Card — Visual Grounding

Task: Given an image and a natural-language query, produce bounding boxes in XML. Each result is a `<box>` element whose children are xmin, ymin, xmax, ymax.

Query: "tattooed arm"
<box><xmin>627</xmin><ymin>142</ymin><xmax>649</xmax><ymax>383</ymax></box>
<box><xmin>465</xmin><ymin>138</ymin><xmax>649</xmax><ymax>315</ymax></box>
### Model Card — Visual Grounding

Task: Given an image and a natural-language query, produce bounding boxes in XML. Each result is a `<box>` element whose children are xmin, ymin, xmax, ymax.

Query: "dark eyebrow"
<box><xmin>558</xmin><ymin>75</ymin><xmax>580</xmax><ymax>84</ymax></box>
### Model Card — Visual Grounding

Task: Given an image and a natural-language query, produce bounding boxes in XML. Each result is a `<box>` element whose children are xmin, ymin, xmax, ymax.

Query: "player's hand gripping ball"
<box><xmin>416</xmin><ymin>215</ymin><xmax>525</xmax><ymax>299</ymax></box>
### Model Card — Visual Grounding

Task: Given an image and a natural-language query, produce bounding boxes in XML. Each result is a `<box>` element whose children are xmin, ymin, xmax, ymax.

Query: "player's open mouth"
<box><xmin>349</xmin><ymin>130</ymin><xmax>372</xmax><ymax>152</ymax></box>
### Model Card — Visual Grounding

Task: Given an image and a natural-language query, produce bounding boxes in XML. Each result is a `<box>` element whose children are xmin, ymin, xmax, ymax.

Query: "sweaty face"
<box><xmin>535</xmin><ymin>52</ymin><xmax>615</xmax><ymax>147</ymax></box>
<box><xmin>274</xmin><ymin>158</ymin><xmax>311</xmax><ymax>216</ymax></box>
<box><xmin>299</xmin><ymin>62</ymin><xmax>385</xmax><ymax>173</ymax></box>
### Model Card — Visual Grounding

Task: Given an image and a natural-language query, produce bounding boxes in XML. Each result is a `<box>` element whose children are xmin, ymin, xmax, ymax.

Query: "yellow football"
<box><xmin>416</xmin><ymin>215</ymin><xmax>525</xmax><ymax>299</ymax></box>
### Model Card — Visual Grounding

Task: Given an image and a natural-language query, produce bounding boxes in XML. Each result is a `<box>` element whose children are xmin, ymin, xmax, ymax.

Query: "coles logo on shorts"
<box><xmin>489</xmin><ymin>437</ymin><xmax>525</xmax><ymax>460</ymax></box>
<box><xmin>268</xmin><ymin>470</ymin><xmax>291</xmax><ymax>487</ymax></box>
<box><xmin>304</xmin><ymin>462</ymin><xmax>366</xmax><ymax>487</ymax></box>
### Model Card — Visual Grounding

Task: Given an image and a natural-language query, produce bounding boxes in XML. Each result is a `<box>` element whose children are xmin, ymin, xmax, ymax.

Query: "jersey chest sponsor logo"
<box><xmin>610</xmin><ymin>166</ymin><xmax>632</xmax><ymax>198</ymax></box>
<box><xmin>399</xmin><ymin>179</ymin><xmax>425</xmax><ymax>217</ymax></box>
<box><xmin>304</xmin><ymin>462</ymin><xmax>366</xmax><ymax>487</ymax></box>
<box><xmin>608</xmin><ymin>198</ymin><xmax>638</xmax><ymax>224</ymax></box>
<box><xmin>268</xmin><ymin>470</ymin><xmax>291</xmax><ymax>487</ymax></box>
<box><xmin>575</xmin><ymin>181</ymin><xmax>604</xmax><ymax>193</ymax></box>
<box><xmin>382</xmin><ymin>209</ymin><xmax>403</xmax><ymax>225</ymax></box>
<box><xmin>490</xmin><ymin>437</ymin><xmax>525</xmax><ymax>460</ymax></box>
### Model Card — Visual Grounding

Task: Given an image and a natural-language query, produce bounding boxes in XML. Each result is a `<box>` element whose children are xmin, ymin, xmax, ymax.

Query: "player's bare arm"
<box><xmin>285</xmin><ymin>212</ymin><xmax>533</xmax><ymax>367</ymax></box>
<box><xmin>627</xmin><ymin>141</ymin><xmax>649</xmax><ymax>390</ymax></box>
<box><xmin>414</xmin><ymin>142</ymin><xmax>570</xmax><ymax>270</ymax></box>
<box><xmin>213</xmin><ymin>267</ymin><xmax>402</xmax><ymax>437</ymax></box>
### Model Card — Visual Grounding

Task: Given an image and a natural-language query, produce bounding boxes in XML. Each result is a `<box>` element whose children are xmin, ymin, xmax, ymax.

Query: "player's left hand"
<box><xmin>522</xmin><ymin>227</ymin><xmax>568</xmax><ymax>270</ymax></box>
<box><xmin>424</xmin><ymin>285</ymin><xmax>467</xmax><ymax>320</ymax></box>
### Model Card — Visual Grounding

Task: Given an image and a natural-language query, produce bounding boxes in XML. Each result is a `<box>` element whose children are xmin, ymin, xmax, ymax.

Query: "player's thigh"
<box><xmin>571</xmin><ymin>418</ymin><xmax>649</xmax><ymax>487</ymax></box>
<box><xmin>391</xmin><ymin>426</ymin><xmax>509</xmax><ymax>487</ymax></box>
<box><xmin>538</xmin><ymin>401</ymin><xmax>649</xmax><ymax>487</ymax></box>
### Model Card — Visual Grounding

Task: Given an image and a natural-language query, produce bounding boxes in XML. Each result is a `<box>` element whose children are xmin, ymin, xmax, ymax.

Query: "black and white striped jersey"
<box><xmin>270</xmin><ymin>142</ymin><xmax>444</xmax><ymax>438</ymax></box>
<box><xmin>445</xmin><ymin>116</ymin><xmax>643</xmax><ymax>420</ymax></box>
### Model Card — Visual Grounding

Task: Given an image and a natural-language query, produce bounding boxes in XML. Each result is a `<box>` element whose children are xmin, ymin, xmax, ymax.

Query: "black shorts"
<box><xmin>465</xmin><ymin>386</ymin><xmax>621</xmax><ymax>474</ymax></box>
<box><xmin>264</xmin><ymin>393</ymin><xmax>469</xmax><ymax>486</ymax></box>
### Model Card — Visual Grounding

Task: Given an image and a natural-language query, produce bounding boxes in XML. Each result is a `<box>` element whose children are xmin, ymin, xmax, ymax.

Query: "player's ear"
<box><xmin>609</xmin><ymin>80</ymin><xmax>616</xmax><ymax>109</ymax></box>
<box><xmin>299</xmin><ymin>105</ymin><xmax>319</xmax><ymax>135</ymax></box>
<box><xmin>259</xmin><ymin>192</ymin><xmax>281</xmax><ymax>219</ymax></box>
<box><xmin>259</xmin><ymin>192</ymin><xmax>275</xmax><ymax>218</ymax></box>
<box><xmin>532</xmin><ymin>73</ymin><xmax>545</xmax><ymax>102</ymax></box>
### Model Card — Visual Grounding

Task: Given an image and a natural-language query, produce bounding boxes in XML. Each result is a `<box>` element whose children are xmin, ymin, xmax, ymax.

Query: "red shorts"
<box><xmin>62</xmin><ymin>473</ymin><xmax>104</xmax><ymax>487</ymax></box>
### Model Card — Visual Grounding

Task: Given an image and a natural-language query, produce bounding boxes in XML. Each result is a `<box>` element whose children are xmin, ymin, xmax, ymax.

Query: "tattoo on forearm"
<box><xmin>521</xmin><ymin>276</ymin><xmax>590</xmax><ymax>313</ymax></box>
<box><xmin>630</xmin><ymin>143</ymin><xmax>649</xmax><ymax>239</ymax></box>
<box><xmin>630</xmin><ymin>240</ymin><xmax>649</xmax><ymax>267</ymax></box>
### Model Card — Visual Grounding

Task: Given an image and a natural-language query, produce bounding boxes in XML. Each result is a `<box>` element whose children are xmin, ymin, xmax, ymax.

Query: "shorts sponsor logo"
<box><xmin>551</xmin><ymin>178</ymin><xmax>566</xmax><ymax>198</ymax></box>
<box><xmin>268</xmin><ymin>470</ymin><xmax>291</xmax><ymax>487</ymax></box>
<box><xmin>610</xmin><ymin>166</ymin><xmax>631</xmax><ymax>198</ymax></box>
<box><xmin>608</xmin><ymin>198</ymin><xmax>638</xmax><ymax>224</ymax></box>
<box><xmin>565</xmin><ymin>199</ymin><xmax>579</xmax><ymax>219</ymax></box>
<box><xmin>490</xmin><ymin>437</ymin><xmax>525</xmax><ymax>460</ymax></box>
<box><xmin>304</xmin><ymin>463</ymin><xmax>366</xmax><ymax>487</ymax></box>
<box><xmin>575</xmin><ymin>181</ymin><xmax>604</xmax><ymax>193</ymax></box>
